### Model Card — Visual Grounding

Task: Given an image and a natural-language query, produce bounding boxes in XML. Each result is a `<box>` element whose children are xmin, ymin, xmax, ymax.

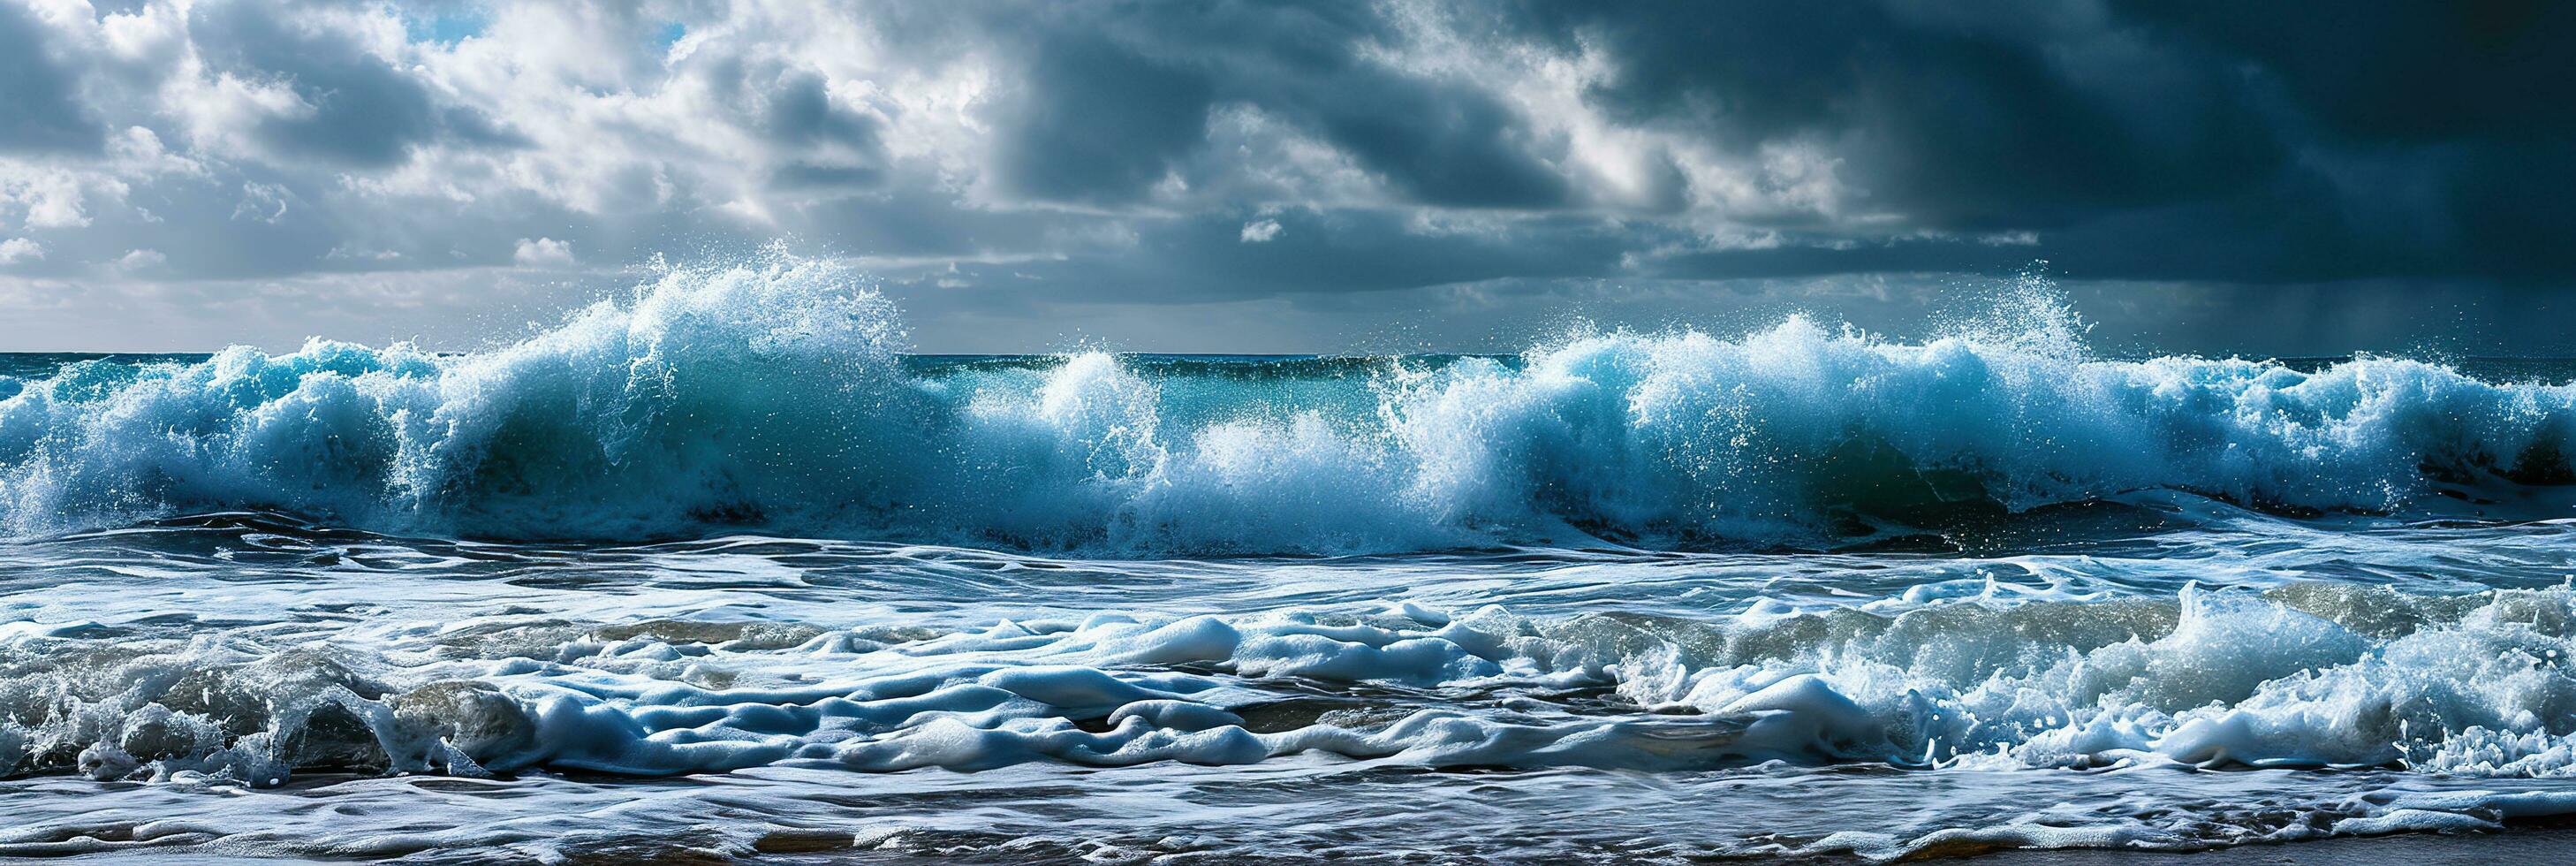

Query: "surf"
<box><xmin>0</xmin><ymin>254</ymin><xmax>2570</xmax><ymax>552</ymax></box>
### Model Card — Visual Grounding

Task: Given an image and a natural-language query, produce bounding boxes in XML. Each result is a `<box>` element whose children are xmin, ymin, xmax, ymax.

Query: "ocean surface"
<box><xmin>4</xmin><ymin>260</ymin><xmax>2576</xmax><ymax>862</ymax></box>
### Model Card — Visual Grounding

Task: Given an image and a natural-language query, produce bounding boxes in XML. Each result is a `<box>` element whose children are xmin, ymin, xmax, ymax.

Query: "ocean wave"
<box><xmin>0</xmin><ymin>255</ymin><xmax>2570</xmax><ymax>551</ymax></box>
<box><xmin>13</xmin><ymin>581</ymin><xmax>2576</xmax><ymax>785</ymax></box>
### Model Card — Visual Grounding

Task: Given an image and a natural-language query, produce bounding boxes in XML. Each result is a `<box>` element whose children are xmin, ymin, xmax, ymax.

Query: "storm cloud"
<box><xmin>0</xmin><ymin>0</ymin><xmax>2568</xmax><ymax>353</ymax></box>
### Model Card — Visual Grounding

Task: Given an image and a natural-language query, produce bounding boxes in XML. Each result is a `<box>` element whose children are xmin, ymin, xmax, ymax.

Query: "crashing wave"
<box><xmin>0</xmin><ymin>254</ymin><xmax>2569</xmax><ymax>551</ymax></box>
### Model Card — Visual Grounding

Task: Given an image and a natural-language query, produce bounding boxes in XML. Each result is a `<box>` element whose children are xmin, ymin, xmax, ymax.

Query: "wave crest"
<box><xmin>1</xmin><ymin>255</ymin><xmax>2570</xmax><ymax>551</ymax></box>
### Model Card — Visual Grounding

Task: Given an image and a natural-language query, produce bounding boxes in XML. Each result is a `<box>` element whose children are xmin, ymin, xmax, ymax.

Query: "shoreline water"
<box><xmin>1980</xmin><ymin>826</ymin><xmax>2576</xmax><ymax>865</ymax></box>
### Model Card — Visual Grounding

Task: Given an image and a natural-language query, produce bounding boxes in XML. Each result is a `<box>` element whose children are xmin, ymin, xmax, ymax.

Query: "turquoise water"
<box><xmin>3</xmin><ymin>259</ymin><xmax>2575</xmax><ymax>862</ymax></box>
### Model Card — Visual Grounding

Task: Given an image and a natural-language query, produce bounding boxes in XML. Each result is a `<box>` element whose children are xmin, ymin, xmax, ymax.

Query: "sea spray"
<box><xmin>0</xmin><ymin>254</ymin><xmax>2570</xmax><ymax>550</ymax></box>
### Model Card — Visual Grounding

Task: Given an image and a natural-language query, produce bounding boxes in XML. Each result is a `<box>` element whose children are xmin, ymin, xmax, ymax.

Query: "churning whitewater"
<box><xmin>1</xmin><ymin>256</ymin><xmax>2571</xmax><ymax>550</ymax></box>
<box><xmin>4</xmin><ymin>257</ymin><xmax>2576</xmax><ymax>862</ymax></box>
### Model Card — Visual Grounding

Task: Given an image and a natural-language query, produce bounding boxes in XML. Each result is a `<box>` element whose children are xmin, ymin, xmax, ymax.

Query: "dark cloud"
<box><xmin>188</xmin><ymin>0</ymin><xmax>511</xmax><ymax>168</ymax></box>
<box><xmin>2117</xmin><ymin>0</ymin><xmax>2576</xmax><ymax>144</ymax></box>
<box><xmin>958</xmin><ymin>0</ymin><xmax>2576</xmax><ymax>290</ymax></box>
<box><xmin>988</xmin><ymin>2</ymin><xmax>1568</xmax><ymax>208</ymax></box>
<box><xmin>1289</xmin><ymin>67</ymin><xmax>1571</xmax><ymax>208</ymax></box>
<box><xmin>0</xmin><ymin>3</ymin><xmax>104</xmax><ymax>155</ymax></box>
<box><xmin>759</xmin><ymin>72</ymin><xmax>886</xmax><ymax>190</ymax></box>
<box><xmin>1489</xmin><ymin>1</ymin><xmax>2286</xmax><ymax>229</ymax></box>
<box><xmin>1512</xmin><ymin>0</ymin><xmax>2576</xmax><ymax>285</ymax></box>
<box><xmin>992</xmin><ymin>33</ymin><xmax>1215</xmax><ymax>203</ymax></box>
<box><xmin>2105</xmin><ymin>0</ymin><xmax>2576</xmax><ymax>282</ymax></box>
<box><xmin>7</xmin><ymin>0</ymin><xmax>2574</xmax><ymax>355</ymax></box>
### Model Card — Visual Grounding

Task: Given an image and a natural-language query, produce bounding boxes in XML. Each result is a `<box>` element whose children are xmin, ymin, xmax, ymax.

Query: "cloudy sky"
<box><xmin>1</xmin><ymin>0</ymin><xmax>2570</xmax><ymax>355</ymax></box>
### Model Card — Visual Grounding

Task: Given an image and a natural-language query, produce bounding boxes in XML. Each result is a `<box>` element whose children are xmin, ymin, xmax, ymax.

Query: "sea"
<box><xmin>2</xmin><ymin>258</ymin><xmax>2574</xmax><ymax>862</ymax></box>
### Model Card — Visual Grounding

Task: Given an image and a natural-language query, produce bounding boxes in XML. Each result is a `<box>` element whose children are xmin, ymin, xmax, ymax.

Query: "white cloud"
<box><xmin>325</xmin><ymin>245</ymin><xmax>402</xmax><ymax>262</ymax></box>
<box><xmin>0</xmin><ymin>239</ymin><xmax>42</xmax><ymax>263</ymax></box>
<box><xmin>512</xmin><ymin>237</ymin><xmax>577</xmax><ymax>267</ymax></box>
<box><xmin>0</xmin><ymin>0</ymin><xmax>1898</xmax><ymax>297</ymax></box>
<box><xmin>115</xmin><ymin>248</ymin><xmax>165</xmax><ymax>271</ymax></box>
<box><xmin>0</xmin><ymin>168</ymin><xmax>93</xmax><ymax>229</ymax></box>
<box><xmin>231</xmin><ymin>182</ymin><xmax>289</xmax><ymax>223</ymax></box>
<box><xmin>0</xmin><ymin>0</ymin><xmax>2533</xmax><ymax>357</ymax></box>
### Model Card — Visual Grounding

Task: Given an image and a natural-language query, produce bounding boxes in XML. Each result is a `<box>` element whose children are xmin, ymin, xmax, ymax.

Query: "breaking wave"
<box><xmin>1</xmin><ymin>254</ymin><xmax>2570</xmax><ymax>552</ymax></box>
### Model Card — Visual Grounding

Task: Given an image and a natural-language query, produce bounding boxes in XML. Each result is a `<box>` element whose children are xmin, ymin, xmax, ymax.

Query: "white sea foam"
<box><xmin>0</xmin><ymin>507</ymin><xmax>2571</xmax><ymax>859</ymax></box>
<box><xmin>0</xmin><ymin>255</ymin><xmax>2569</xmax><ymax>551</ymax></box>
<box><xmin>13</xmin><ymin>580</ymin><xmax>2576</xmax><ymax>789</ymax></box>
